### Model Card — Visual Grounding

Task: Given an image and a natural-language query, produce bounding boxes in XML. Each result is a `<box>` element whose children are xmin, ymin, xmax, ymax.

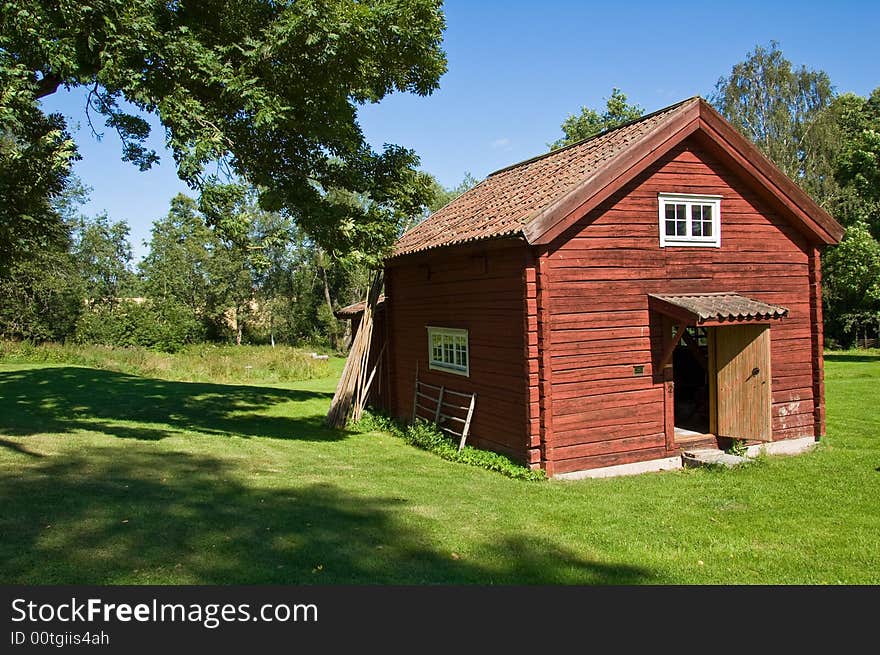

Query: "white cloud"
<box><xmin>491</xmin><ymin>137</ymin><xmax>512</xmax><ymax>150</ymax></box>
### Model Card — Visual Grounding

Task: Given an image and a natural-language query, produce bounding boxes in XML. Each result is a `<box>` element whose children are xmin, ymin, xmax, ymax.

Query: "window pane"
<box><xmin>700</xmin><ymin>205</ymin><xmax>713</xmax><ymax>237</ymax></box>
<box><xmin>659</xmin><ymin>197</ymin><xmax>719</xmax><ymax>245</ymax></box>
<box><xmin>429</xmin><ymin>330</ymin><xmax>469</xmax><ymax>371</ymax></box>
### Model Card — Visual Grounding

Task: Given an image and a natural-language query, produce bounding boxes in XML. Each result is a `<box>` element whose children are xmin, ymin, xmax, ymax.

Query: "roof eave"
<box><xmin>387</xmin><ymin>232</ymin><xmax>527</xmax><ymax>263</ymax></box>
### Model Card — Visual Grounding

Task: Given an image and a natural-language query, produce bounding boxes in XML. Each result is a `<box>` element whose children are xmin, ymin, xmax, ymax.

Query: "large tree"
<box><xmin>833</xmin><ymin>88</ymin><xmax>880</xmax><ymax>234</ymax></box>
<box><xmin>823</xmin><ymin>222</ymin><xmax>880</xmax><ymax>347</ymax></box>
<box><xmin>0</xmin><ymin>64</ymin><xmax>78</xmax><ymax>274</ymax></box>
<box><xmin>73</xmin><ymin>213</ymin><xmax>135</xmax><ymax>308</ymax></box>
<box><xmin>140</xmin><ymin>194</ymin><xmax>214</xmax><ymax>317</ymax></box>
<box><xmin>712</xmin><ymin>41</ymin><xmax>837</xmax><ymax>206</ymax></box>
<box><xmin>1</xmin><ymin>0</ymin><xmax>446</xmax><ymax>259</ymax></box>
<box><xmin>823</xmin><ymin>89</ymin><xmax>880</xmax><ymax>345</ymax></box>
<box><xmin>0</xmin><ymin>175</ymin><xmax>88</xmax><ymax>342</ymax></box>
<box><xmin>550</xmin><ymin>88</ymin><xmax>643</xmax><ymax>150</ymax></box>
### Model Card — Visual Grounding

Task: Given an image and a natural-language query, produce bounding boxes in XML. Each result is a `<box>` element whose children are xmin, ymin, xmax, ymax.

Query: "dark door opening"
<box><xmin>672</xmin><ymin>326</ymin><xmax>710</xmax><ymax>435</ymax></box>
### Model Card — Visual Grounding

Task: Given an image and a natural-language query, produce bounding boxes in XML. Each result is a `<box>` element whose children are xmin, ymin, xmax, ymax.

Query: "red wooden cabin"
<box><xmin>375</xmin><ymin>97</ymin><xmax>843</xmax><ymax>478</ymax></box>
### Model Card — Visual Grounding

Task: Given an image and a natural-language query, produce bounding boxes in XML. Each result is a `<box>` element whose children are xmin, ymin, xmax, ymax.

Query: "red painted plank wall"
<box><xmin>384</xmin><ymin>241</ymin><xmax>530</xmax><ymax>462</ymax></box>
<box><xmin>544</xmin><ymin>136</ymin><xmax>817</xmax><ymax>475</ymax></box>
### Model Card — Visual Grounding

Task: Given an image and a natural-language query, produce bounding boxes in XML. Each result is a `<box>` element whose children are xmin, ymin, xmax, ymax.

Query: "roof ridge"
<box><xmin>487</xmin><ymin>96</ymin><xmax>701</xmax><ymax>178</ymax></box>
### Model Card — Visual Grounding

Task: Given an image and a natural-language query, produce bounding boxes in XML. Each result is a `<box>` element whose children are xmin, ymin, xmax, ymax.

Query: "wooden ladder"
<box><xmin>412</xmin><ymin>376</ymin><xmax>476</xmax><ymax>452</ymax></box>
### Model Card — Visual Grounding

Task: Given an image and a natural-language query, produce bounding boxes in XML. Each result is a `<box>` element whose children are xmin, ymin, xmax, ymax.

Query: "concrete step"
<box><xmin>681</xmin><ymin>448</ymin><xmax>753</xmax><ymax>469</ymax></box>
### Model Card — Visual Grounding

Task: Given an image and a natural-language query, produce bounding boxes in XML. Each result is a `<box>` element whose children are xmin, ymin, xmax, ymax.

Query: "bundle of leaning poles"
<box><xmin>326</xmin><ymin>271</ymin><xmax>385</xmax><ymax>428</ymax></box>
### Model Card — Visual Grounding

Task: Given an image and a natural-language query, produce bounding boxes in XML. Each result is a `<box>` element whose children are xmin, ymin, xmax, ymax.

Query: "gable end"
<box><xmin>526</xmin><ymin>99</ymin><xmax>843</xmax><ymax>247</ymax></box>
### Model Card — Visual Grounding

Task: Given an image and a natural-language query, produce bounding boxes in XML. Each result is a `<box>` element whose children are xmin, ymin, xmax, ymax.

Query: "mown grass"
<box><xmin>0</xmin><ymin>341</ymin><xmax>333</xmax><ymax>384</ymax></box>
<box><xmin>0</xmin><ymin>349</ymin><xmax>876</xmax><ymax>584</ymax></box>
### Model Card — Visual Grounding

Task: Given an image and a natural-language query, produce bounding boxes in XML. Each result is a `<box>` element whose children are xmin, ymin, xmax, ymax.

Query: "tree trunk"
<box><xmin>319</xmin><ymin>260</ymin><xmax>338</xmax><ymax>350</ymax></box>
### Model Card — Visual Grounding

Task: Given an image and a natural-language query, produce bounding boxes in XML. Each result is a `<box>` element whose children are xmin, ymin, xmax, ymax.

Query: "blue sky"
<box><xmin>40</xmin><ymin>0</ymin><xmax>880</xmax><ymax>260</ymax></box>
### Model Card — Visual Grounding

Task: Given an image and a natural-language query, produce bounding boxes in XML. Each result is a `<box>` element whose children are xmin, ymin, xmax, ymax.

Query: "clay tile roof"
<box><xmin>392</xmin><ymin>97</ymin><xmax>698</xmax><ymax>258</ymax></box>
<box><xmin>334</xmin><ymin>295</ymin><xmax>385</xmax><ymax>319</ymax></box>
<box><xmin>649</xmin><ymin>293</ymin><xmax>789</xmax><ymax>324</ymax></box>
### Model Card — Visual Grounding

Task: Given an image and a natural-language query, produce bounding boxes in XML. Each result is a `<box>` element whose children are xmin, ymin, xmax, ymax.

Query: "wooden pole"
<box><xmin>326</xmin><ymin>271</ymin><xmax>384</xmax><ymax>428</ymax></box>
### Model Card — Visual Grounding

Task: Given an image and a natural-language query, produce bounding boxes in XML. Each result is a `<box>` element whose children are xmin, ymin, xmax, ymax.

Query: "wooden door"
<box><xmin>713</xmin><ymin>325</ymin><xmax>772</xmax><ymax>441</ymax></box>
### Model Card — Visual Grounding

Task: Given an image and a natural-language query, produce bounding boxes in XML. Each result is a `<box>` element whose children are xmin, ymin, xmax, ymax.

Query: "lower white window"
<box><xmin>427</xmin><ymin>327</ymin><xmax>469</xmax><ymax>376</ymax></box>
<box><xmin>658</xmin><ymin>193</ymin><xmax>722</xmax><ymax>247</ymax></box>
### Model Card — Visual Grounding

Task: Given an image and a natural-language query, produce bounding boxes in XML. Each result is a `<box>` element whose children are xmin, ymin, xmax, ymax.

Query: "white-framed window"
<box><xmin>427</xmin><ymin>326</ymin><xmax>469</xmax><ymax>376</ymax></box>
<box><xmin>658</xmin><ymin>193</ymin><xmax>722</xmax><ymax>247</ymax></box>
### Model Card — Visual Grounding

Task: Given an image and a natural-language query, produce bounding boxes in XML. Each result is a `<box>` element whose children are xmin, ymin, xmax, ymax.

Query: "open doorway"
<box><xmin>672</xmin><ymin>326</ymin><xmax>710</xmax><ymax>435</ymax></box>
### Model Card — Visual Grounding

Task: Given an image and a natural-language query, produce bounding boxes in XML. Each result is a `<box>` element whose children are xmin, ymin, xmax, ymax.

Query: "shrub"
<box><xmin>353</xmin><ymin>412</ymin><xmax>546</xmax><ymax>482</ymax></box>
<box><xmin>75</xmin><ymin>300</ymin><xmax>204</xmax><ymax>352</ymax></box>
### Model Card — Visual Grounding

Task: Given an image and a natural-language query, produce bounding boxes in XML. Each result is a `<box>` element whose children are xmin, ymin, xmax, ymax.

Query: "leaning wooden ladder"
<box><xmin>412</xmin><ymin>371</ymin><xmax>477</xmax><ymax>452</ymax></box>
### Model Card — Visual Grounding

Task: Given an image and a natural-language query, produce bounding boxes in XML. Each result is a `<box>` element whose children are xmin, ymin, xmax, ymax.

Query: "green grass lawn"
<box><xmin>0</xmin><ymin>351</ymin><xmax>877</xmax><ymax>584</ymax></box>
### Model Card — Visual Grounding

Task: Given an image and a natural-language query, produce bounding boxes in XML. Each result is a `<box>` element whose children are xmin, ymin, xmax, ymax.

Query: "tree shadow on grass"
<box><xmin>0</xmin><ymin>447</ymin><xmax>652</xmax><ymax>585</ymax></box>
<box><xmin>0</xmin><ymin>366</ymin><xmax>343</xmax><ymax>442</ymax></box>
<box><xmin>0</xmin><ymin>437</ymin><xmax>44</xmax><ymax>458</ymax></box>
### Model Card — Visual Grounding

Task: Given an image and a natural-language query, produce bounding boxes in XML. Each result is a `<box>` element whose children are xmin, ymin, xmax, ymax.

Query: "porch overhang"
<box><xmin>648</xmin><ymin>293</ymin><xmax>789</xmax><ymax>327</ymax></box>
<box><xmin>334</xmin><ymin>295</ymin><xmax>386</xmax><ymax>319</ymax></box>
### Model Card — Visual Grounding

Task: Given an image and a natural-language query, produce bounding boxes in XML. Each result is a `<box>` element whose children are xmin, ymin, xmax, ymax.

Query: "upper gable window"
<box><xmin>658</xmin><ymin>193</ymin><xmax>722</xmax><ymax>247</ymax></box>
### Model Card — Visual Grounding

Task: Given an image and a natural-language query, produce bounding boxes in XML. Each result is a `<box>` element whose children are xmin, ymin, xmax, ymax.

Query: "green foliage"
<box><xmin>823</xmin><ymin>223</ymin><xmax>880</xmax><ymax>346</ymax></box>
<box><xmin>0</xmin><ymin>61</ymin><xmax>78</xmax><ymax>273</ymax></box>
<box><xmin>550</xmin><ymin>88</ymin><xmax>644</xmax><ymax>150</ymax></box>
<box><xmin>0</xmin><ymin>341</ymin><xmax>330</xmax><ymax>384</ymax></box>
<box><xmin>1</xmin><ymin>0</ymin><xmax>447</xmax><ymax>259</ymax></box>
<box><xmin>712</xmin><ymin>41</ymin><xmax>836</xmax><ymax>204</ymax></box>
<box><xmin>832</xmin><ymin>88</ymin><xmax>880</xmax><ymax>235</ymax></box>
<box><xmin>0</xmin><ymin>249</ymin><xmax>83</xmax><ymax>342</ymax></box>
<box><xmin>0</xmin><ymin>171</ymin><xmax>88</xmax><ymax>341</ymax></box>
<box><xmin>353</xmin><ymin>413</ymin><xmax>547</xmax><ymax>482</ymax></box>
<box><xmin>316</xmin><ymin>303</ymin><xmax>345</xmax><ymax>350</ymax></box>
<box><xmin>73</xmin><ymin>213</ymin><xmax>136</xmax><ymax>306</ymax></box>
<box><xmin>140</xmin><ymin>195</ymin><xmax>214</xmax><ymax>316</ymax></box>
<box><xmin>75</xmin><ymin>300</ymin><xmax>204</xmax><ymax>352</ymax></box>
<box><xmin>727</xmin><ymin>439</ymin><xmax>749</xmax><ymax>458</ymax></box>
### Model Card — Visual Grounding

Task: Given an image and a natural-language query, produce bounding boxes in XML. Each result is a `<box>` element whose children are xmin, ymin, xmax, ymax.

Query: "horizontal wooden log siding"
<box><xmin>544</xmin><ymin>137</ymin><xmax>818</xmax><ymax>474</ymax></box>
<box><xmin>385</xmin><ymin>241</ymin><xmax>530</xmax><ymax>463</ymax></box>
